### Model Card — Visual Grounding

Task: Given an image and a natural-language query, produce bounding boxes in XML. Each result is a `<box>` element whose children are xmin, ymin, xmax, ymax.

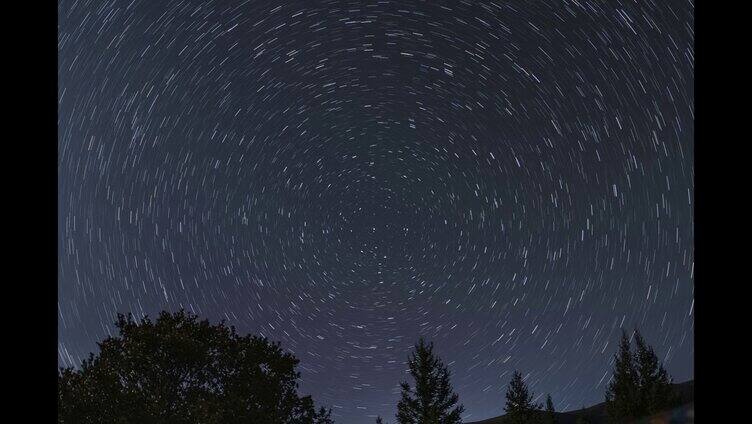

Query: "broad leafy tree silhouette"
<box><xmin>57</xmin><ymin>310</ymin><xmax>333</xmax><ymax>424</ymax></box>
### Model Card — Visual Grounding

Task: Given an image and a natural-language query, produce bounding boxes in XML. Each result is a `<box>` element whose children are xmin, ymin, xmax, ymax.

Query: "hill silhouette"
<box><xmin>466</xmin><ymin>380</ymin><xmax>694</xmax><ymax>424</ymax></box>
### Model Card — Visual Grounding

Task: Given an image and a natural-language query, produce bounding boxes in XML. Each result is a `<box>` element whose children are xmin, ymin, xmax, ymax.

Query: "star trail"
<box><xmin>58</xmin><ymin>1</ymin><xmax>694</xmax><ymax>422</ymax></box>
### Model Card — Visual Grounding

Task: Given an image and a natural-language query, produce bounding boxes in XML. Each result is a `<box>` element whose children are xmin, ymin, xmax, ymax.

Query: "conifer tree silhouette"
<box><xmin>543</xmin><ymin>393</ymin><xmax>556</xmax><ymax>424</ymax></box>
<box><xmin>605</xmin><ymin>329</ymin><xmax>678</xmax><ymax>422</ymax></box>
<box><xmin>504</xmin><ymin>370</ymin><xmax>542</xmax><ymax>424</ymax></box>
<box><xmin>396</xmin><ymin>338</ymin><xmax>464</xmax><ymax>424</ymax></box>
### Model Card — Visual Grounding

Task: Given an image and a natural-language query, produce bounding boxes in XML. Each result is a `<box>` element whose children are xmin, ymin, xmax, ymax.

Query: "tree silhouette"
<box><xmin>504</xmin><ymin>371</ymin><xmax>542</xmax><ymax>424</ymax></box>
<box><xmin>605</xmin><ymin>331</ymin><xmax>640</xmax><ymax>421</ymax></box>
<box><xmin>543</xmin><ymin>393</ymin><xmax>556</xmax><ymax>424</ymax></box>
<box><xmin>57</xmin><ymin>310</ymin><xmax>333</xmax><ymax>424</ymax></box>
<box><xmin>633</xmin><ymin>331</ymin><xmax>678</xmax><ymax>415</ymax></box>
<box><xmin>605</xmin><ymin>329</ymin><xmax>678</xmax><ymax>422</ymax></box>
<box><xmin>396</xmin><ymin>338</ymin><xmax>464</xmax><ymax>424</ymax></box>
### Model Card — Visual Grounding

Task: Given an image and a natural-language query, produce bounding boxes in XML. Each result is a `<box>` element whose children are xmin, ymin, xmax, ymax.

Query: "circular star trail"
<box><xmin>58</xmin><ymin>1</ymin><xmax>694</xmax><ymax>422</ymax></box>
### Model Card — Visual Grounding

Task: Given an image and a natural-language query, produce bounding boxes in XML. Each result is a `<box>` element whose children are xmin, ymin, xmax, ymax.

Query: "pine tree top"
<box><xmin>397</xmin><ymin>338</ymin><xmax>464</xmax><ymax>424</ymax></box>
<box><xmin>605</xmin><ymin>329</ymin><xmax>678</xmax><ymax>422</ymax></box>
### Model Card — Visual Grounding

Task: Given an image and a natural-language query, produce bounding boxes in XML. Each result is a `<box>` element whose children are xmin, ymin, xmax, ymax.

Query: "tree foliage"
<box><xmin>504</xmin><ymin>371</ymin><xmax>542</xmax><ymax>424</ymax></box>
<box><xmin>605</xmin><ymin>332</ymin><xmax>640</xmax><ymax>421</ymax></box>
<box><xmin>633</xmin><ymin>332</ymin><xmax>676</xmax><ymax>415</ymax></box>
<box><xmin>543</xmin><ymin>393</ymin><xmax>556</xmax><ymax>424</ymax></box>
<box><xmin>396</xmin><ymin>338</ymin><xmax>464</xmax><ymax>424</ymax></box>
<box><xmin>57</xmin><ymin>310</ymin><xmax>333</xmax><ymax>424</ymax></box>
<box><xmin>605</xmin><ymin>330</ymin><xmax>678</xmax><ymax>423</ymax></box>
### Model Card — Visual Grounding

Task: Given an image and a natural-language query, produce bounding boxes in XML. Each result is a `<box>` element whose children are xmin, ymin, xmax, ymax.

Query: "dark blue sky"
<box><xmin>58</xmin><ymin>1</ymin><xmax>694</xmax><ymax>422</ymax></box>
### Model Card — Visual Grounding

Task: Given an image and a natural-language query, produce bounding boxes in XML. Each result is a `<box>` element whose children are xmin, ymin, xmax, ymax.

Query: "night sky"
<box><xmin>58</xmin><ymin>1</ymin><xmax>694</xmax><ymax>422</ymax></box>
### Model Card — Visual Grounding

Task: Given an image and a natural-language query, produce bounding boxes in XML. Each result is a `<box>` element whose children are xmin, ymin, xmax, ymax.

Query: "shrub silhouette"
<box><xmin>57</xmin><ymin>310</ymin><xmax>333</xmax><ymax>424</ymax></box>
